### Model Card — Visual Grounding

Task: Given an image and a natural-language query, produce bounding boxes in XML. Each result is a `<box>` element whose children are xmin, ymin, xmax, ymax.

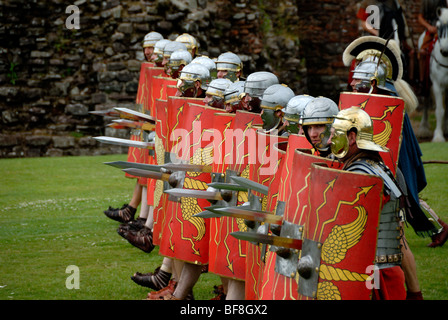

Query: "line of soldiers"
<box><xmin>94</xmin><ymin>31</ymin><xmax>447</xmax><ymax>300</ymax></box>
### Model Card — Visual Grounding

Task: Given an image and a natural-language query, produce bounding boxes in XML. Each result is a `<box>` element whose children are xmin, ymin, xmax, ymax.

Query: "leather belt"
<box><xmin>375</xmin><ymin>253</ymin><xmax>403</xmax><ymax>264</ymax></box>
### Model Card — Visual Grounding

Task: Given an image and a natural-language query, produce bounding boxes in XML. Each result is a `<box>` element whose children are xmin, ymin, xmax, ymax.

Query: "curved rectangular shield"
<box><xmin>338</xmin><ymin>92</ymin><xmax>405</xmax><ymax>176</ymax></box>
<box><xmin>298</xmin><ymin>163</ymin><xmax>383</xmax><ymax>300</ymax></box>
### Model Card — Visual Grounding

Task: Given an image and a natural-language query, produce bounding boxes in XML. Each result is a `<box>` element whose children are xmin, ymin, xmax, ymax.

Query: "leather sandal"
<box><xmin>427</xmin><ymin>219</ymin><xmax>448</xmax><ymax>248</ymax></box>
<box><xmin>163</xmin><ymin>293</ymin><xmax>181</xmax><ymax>300</ymax></box>
<box><xmin>146</xmin><ymin>280</ymin><xmax>177</xmax><ymax>300</ymax></box>
<box><xmin>117</xmin><ymin>218</ymin><xmax>147</xmax><ymax>236</ymax></box>
<box><xmin>131</xmin><ymin>267</ymin><xmax>172</xmax><ymax>290</ymax></box>
<box><xmin>104</xmin><ymin>204</ymin><xmax>136</xmax><ymax>223</ymax></box>
<box><xmin>121</xmin><ymin>227</ymin><xmax>155</xmax><ymax>253</ymax></box>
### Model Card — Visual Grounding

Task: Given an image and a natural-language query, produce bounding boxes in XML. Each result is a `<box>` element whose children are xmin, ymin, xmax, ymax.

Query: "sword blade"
<box><xmin>231</xmin><ymin>231</ymin><xmax>302</xmax><ymax>250</ymax></box>
<box><xmin>89</xmin><ymin>109</ymin><xmax>120</xmax><ymax>117</ymax></box>
<box><xmin>231</xmin><ymin>176</ymin><xmax>269</xmax><ymax>195</ymax></box>
<box><xmin>112</xmin><ymin>119</ymin><xmax>140</xmax><ymax>128</ymax></box>
<box><xmin>193</xmin><ymin>208</ymin><xmax>224</xmax><ymax>219</ymax></box>
<box><xmin>104</xmin><ymin>161</ymin><xmax>162</xmax><ymax>172</ymax></box>
<box><xmin>94</xmin><ymin>136</ymin><xmax>155</xmax><ymax>149</ymax></box>
<box><xmin>206</xmin><ymin>206</ymin><xmax>282</xmax><ymax>225</ymax></box>
<box><xmin>109</xmin><ymin>119</ymin><xmax>156</xmax><ymax>131</ymax></box>
<box><xmin>114</xmin><ymin>107</ymin><xmax>156</xmax><ymax>123</ymax></box>
<box><xmin>207</xmin><ymin>182</ymin><xmax>248</xmax><ymax>192</ymax></box>
<box><xmin>122</xmin><ymin>168</ymin><xmax>170</xmax><ymax>181</ymax></box>
<box><xmin>164</xmin><ymin>188</ymin><xmax>223</xmax><ymax>200</ymax></box>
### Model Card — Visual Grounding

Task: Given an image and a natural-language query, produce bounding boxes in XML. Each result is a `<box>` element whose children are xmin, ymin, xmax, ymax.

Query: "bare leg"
<box><xmin>421</xmin><ymin>199</ymin><xmax>448</xmax><ymax>247</ymax></box>
<box><xmin>221</xmin><ymin>277</ymin><xmax>229</xmax><ymax>295</ymax></box>
<box><xmin>145</xmin><ymin>206</ymin><xmax>154</xmax><ymax>229</ymax></box>
<box><xmin>129</xmin><ymin>182</ymin><xmax>143</xmax><ymax>209</ymax></box>
<box><xmin>172</xmin><ymin>262</ymin><xmax>202</xmax><ymax>299</ymax></box>
<box><xmin>172</xmin><ymin>259</ymin><xmax>184</xmax><ymax>282</ymax></box>
<box><xmin>138</xmin><ymin>186</ymin><xmax>149</xmax><ymax>219</ymax></box>
<box><xmin>400</xmin><ymin>234</ymin><xmax>423</xmax><ymax>299</ymax></box>
<box><xmin>226</xmin><ymin>279</ymin><xmax>245</xmax><ymax>300</ymax></box>
<box><xmin>161</xmin><ymin>257</ymin><xmax>173</xmax><ymax>277</ymax></box>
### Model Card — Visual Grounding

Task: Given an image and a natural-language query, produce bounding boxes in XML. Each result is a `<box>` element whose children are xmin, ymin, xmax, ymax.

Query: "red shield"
<box><xmin>159</xmin><ymin>99</ymin><xmax>221</xmax><ymax>265</ymax></box>
<box><xmin>338</xmin><ymin>92</ymin><xmax>405</xmax><ymax>175</ymax></box>
<box><xmin>154</xmin><ymin>96</ymin><xmax>197</xmax><ymax>246</ymax></box>
<box><xmin>208</xmin><ymin>111</ymin><xmax>266</xmax><ymax>282</ymax></box>
<box><xmin>298</xmin><ymin>163</ymin><xmax>383</xmax><ymax>300</ymax></box>
<box><xmin>135</xmin><ymin>62</ymin><xmax>151</xmax><ymax>106</ymax></box>
<box><xmin>244</xmin><ymin>130</ymin><xmax>288</xmax><ymax>300</ymax></box>
<box><xmin>152</xmin><ymin>98</ymin><xmax>169</xmax><ymax>246</ymax></box>
<box><xmin>258</xmin><ymin>139</ymin><xmax>290</xmax><ymax>300</ymax></box>
<box><xmin>211</xmin><ymin>110</ymin><xmax>260</xmax><ymax>298</ymax></box>
<box><xmin>137</xmin><ymin>65</ymin><xmax>165</xmax><ymax>114</ymax></box>
<box><xmin>211</xmin><ymin>112</ymin><xmax>236</xmax><ymax>174</ymax></box>
<box><xmin>135</xmin><ymin>66</ymin><xmax>167</xmax><ymax>206</ymax></box>
<box><xmin>250</xmin><ymin>130</ymin><xmax>288</xmax><ymax>206</ymax></box>
<box><xmin>205</xmin><ymin>111</ymin><xmax>238</xmax><ymax>277</ymax></box>
<box><xmin>271</xmin><ymin>148</ymin><xmax>342</xmax><ymax>300</ymax></box>
<box><xmin>265</xmin><ymin>135</ymin><xmax>312</xmax><ymax>300</ymax></box>
<box><xmin>124</xmin><ymin>64</ymin><xmax>160</xmax><ymax>180</ymax></box>
<box><xmin>150</xmin><ymin>75</ymin><xmax>175</xmax><ymax>115</ymax></box>
<box><xmin>166</xmin><ymin>83</ymin><xmax>179</xmax><ymax>97</ymax></box>
<box><xmin>276</xmin><ymin>135</ymin><xmax>313</xmax><ymax>213</ymax></box>
<box><xmin>124</xmin><ymin>132</ymin><xmax>143</xmax><ymax>180</ymax></box>
<box><xmin>225</xmin><ymin>110</ymin><xmax>263</xmax><ymax>175</ymax></box>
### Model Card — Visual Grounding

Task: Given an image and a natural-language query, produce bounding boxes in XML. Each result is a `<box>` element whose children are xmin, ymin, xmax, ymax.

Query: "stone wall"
<box><xmin>0</xmin><ymin>0</ymin><xmax>424</xmax><ymax>158</ymax></box>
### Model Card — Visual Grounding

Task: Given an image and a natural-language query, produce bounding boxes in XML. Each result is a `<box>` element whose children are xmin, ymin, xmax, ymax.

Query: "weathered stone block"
<box><xmin>45</xmin><ymin>148</ymin><xmax>64</xmax><ymax>157</ymax></box>
<box><xmin>26</xmin><ymin>135</ymin><xmax>51</xmax><ymax>147</ymax></box>
<box><xmin>0</xmin><ymin>134</ymin><xmax>19</xmax><ymax>147</ymax></box>
<box><xmin>65</xmin><ymin>103</ymin><xmax>89</xmax><ymax>116</ymax></box>
<box><xmin>117</xmin><ymin>23</ymin><xmax>133</xmax><ymax>34</ymax></box>
<box><xmin>52</xmin><ymin>136</ymin><xmax>75</xmax><ymax>148</ymax></box>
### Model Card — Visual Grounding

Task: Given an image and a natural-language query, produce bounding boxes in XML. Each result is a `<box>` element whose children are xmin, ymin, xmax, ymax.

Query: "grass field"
<box><xmin>0</xmin><ymin>142</ymin><xmax>447</xmax><ymax>300</ymax></box>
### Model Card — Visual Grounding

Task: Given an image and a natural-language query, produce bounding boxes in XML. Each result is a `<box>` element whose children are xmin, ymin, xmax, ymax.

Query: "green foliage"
<box><xmin>70</xmin><ymin>131</ymin><xmax>84</xmax><ymax>138</ymax></box>
<box><xmin>7</xmin><ymin>62</ymin><xmax>18</xmax><ymax>85</ymax></box>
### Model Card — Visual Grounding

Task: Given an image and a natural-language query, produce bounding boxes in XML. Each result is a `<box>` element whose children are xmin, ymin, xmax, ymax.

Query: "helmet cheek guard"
<box><xmin>222</xmin><ymin>70</ymin><xmax>239</xmax><ymax>82</ymax></box>
<box><xmin>330</xmin><ymin>107</ymin><xmax>389</xmax><ymax>158</ymax></box>
<box><xmin>177</xmin><ymin>79</ymin><xmax>195</xmax><ymax>95</ymax></box>
<box><xmin>284</xmin><ymin>120</ymin><xmax>300</xmax><ymax>134</ymax></box>
<box><xmin>261</xmin><ymin>109</ymin><xmax>281</xmax><ymax>131</ymax></box>
<box><xmin>315</xmin><ymin>125</ymin><xmax>333</xmax><ymax>151</ymax></box>
<box><xmin>302</xmin><ymin>124</ymin><xmax>333</xmax><ymax>152</ymax></box>
<box><xmin>330</xmin><ymin>129</ymin><xmax>350</xmax><ymax>158</ymax></box>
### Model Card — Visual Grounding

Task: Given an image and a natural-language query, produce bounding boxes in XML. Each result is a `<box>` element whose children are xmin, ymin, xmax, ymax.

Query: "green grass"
<box><xmin>408</xmin><ymin>142</ymin><xmax>448</xmax><ymax>300</ymax></box>
<box><xmin>0</xmin><ymin>144</ymin><xmax>447</xmax><ymax>300</ymax></box>
<box><xmin>0</xmin><ymin>154</ymin><xmax>219</xmax><ymax>300</ymax></box>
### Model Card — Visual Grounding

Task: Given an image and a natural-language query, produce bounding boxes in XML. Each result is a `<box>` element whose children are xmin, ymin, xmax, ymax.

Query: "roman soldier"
<box><xmin>241</xmin><ymin>71</ymin><xmax>279</xmax><ymax>113</ymax></box>
<box><xmin>142</xmin><ymin>31</ymin><xmax>163</xmax><ymax>62</ymax></box>
<box><xmin>300</xmin><ymin>97</ymin><xmax>339</xmax><ymax>158</ymax></box>
<box><xmin>203</xmin><ymin>78</ymin><xmax>233</xmax><ymax>109</ymax></box>
<box><xmin>329</xmin><ymin>106</ymin><xmax>406</xmax><ymax>299</ymax></box>
<box><xmin>282</xmin><ymin>95</ymin><xmax>314</xmax><ymax>135</ymax></box>
<box><xmin>216</xmin><ymin>52</ymin><xmax>244</xmax><ymax>82</ymax></box>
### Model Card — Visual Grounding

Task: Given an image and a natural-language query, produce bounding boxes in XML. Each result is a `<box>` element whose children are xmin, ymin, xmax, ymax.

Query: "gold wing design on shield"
<box><xmin>180</xmin><ymin>184</ymin><xmax>207</xmax><ymax>241</ymax></box>
<box><xmin>153</xmin><ymin>136</ymin><xmax>166</xmax><ymax>207</ymax></box>
<box><xmin>321</xmin><ymin>205</ymin><xmax>367</xmax><ymax>264</ymax></box>
<box><xmin>178</xmin><ymin>144</ymin><xmax>214</xmax><ymax>242</ymax></box>
<box><xmin>318</xmin><ymin>204</ymin><xmax>371</xmax><ymax>300</ymax></box>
